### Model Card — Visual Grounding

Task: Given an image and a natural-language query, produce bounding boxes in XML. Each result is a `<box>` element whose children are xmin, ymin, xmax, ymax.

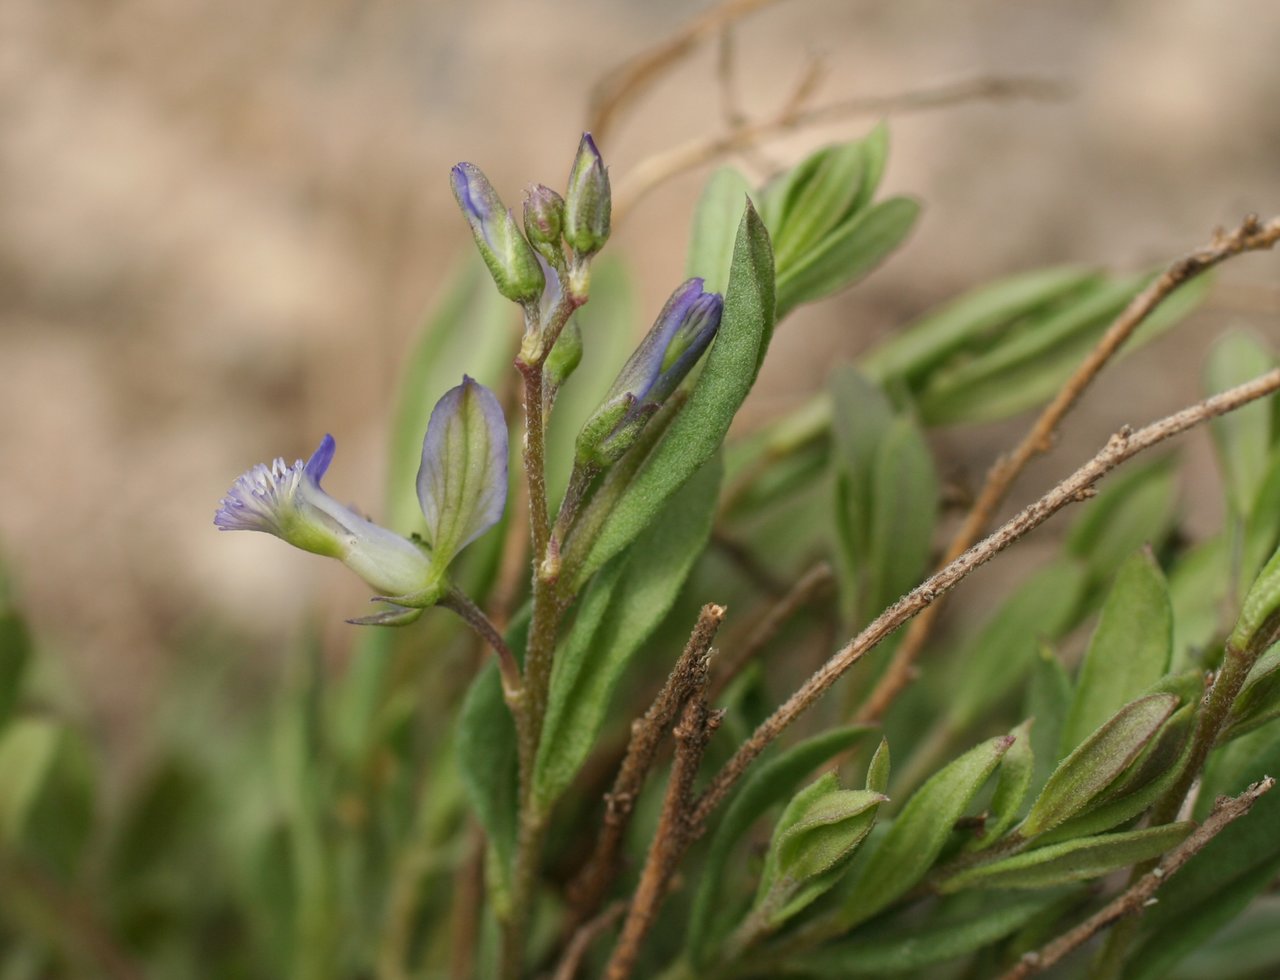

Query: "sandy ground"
<box><xmin>1</xmin><ymin>0</ymin><xmax>1278</xmax><ymax>753</ymax></box>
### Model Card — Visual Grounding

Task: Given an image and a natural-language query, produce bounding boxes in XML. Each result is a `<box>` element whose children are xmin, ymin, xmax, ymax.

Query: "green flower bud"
<box><xmin>451</xmin><ymin>162</ymin><xmax>545</xmax><ymax>304</ymax></box>
<box><xmin>563</xmin><ymin>133</ymin><xmax>611</xmax><ymax>258</ymax></box>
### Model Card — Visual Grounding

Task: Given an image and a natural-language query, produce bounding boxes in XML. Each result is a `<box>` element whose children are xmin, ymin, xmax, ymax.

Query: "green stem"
<box><xmin>500</xmin><ymin>281</ymin><xmax>590</xmax><ymax>979</ymax></box>
<box><xmin>1094</xmin><ymin>620</ymin><xmax>1278</xmax><ymax>976</ymax></box>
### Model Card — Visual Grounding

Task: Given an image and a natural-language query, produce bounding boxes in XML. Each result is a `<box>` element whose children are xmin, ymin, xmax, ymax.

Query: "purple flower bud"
<box><xmin>451</xmin><ymin>162</ymin><xmax>545</xmax><ymax>304</ymax></box>
<box><xmin>563</xmin><ymin>133</ymin><xmax>611</xmax><ymax>258</ymax></box>
<box><xmin>576</xmin><ymin>278</ymin><xmax>723</xmax><ymax>466</ymax></box>
<box><xmin>417</xmin><ymin>377</ymin><xmax>509</xmax><ymax>564</ymax></box>
<box><xmin>215</xmin><ymin>435</ymin><xmax>437</xmax><ymax>605</ymax></box>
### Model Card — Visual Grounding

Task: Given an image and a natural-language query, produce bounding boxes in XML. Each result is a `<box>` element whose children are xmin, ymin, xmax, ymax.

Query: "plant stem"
<box><xmin>440</xmin><ymin>588</ymin><xmax>522</xmax><ymax>700</ymax></box>
<box><xmin>500</xmin><ymin>284</ymin><xmax>589</xmax><ymax>979</ymax></box>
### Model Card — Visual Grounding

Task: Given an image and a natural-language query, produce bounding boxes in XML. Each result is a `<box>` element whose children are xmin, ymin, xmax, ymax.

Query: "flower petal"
<box><xmin>416</xmin><ymin>377</ymin><xmax>509</xmax><ymax>564</ymax></box>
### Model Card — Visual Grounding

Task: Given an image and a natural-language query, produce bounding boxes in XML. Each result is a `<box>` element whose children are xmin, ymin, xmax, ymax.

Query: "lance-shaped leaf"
<box><xmin>838</xmin><ymin>734</ymin><xmax>1013</xmax><ymax>928</ymax></box>
<box><xmin>687</xmin><ymin>725</ymin><xmax>872</xmax><ymax>968</ymax></box>
<box><xmin>1222</xmin><ymin>642</ymin><xmax>1280</xmax><ymax>741</ymax></box>
<box><xmin>687</xmin><ymin>166</ymin><xmax>755</xmax><ymax>292</ymax></box>
<box><xmin>1025</xmin><ymin>643</ymin><xmax>1073</xmax><ymax>798</ymax></box>
<box><xmin>866</xmin><ymin>738</ymin><xmax>891</xmax><ymax>795</ymax></box>
<box><xmin>1229</xmin><ymin>544</ymin><xmax>1280</xmax><ymax>652</ymax></box>
<box><xmin>574</xmin><ymin>200</ymin><xmax>774</xmax><ymax>582</ymax></box>
<box><xmin>1205</xmin><ymin>330</ymin><xmax>1275</xmax><ymax>518</ymax></box>
<box><xmin>795</xmin><ymin>890</ymin><xmax>1071</xmax><ymax>976</ymax></box>
<box><xmin>945</xmin><ymin>559</ymin><xmax>1088</xmax><ymax>731</ymax></box>
<box><xmin>1064</xmin><ymin>455</ymin><xmax>1179</xmax><ymax>584</ymax></box>
<box><xmin>1242</xmin><ymin>453</ymin><xmax>1280</xmax><ymax>588</ymax></box>
<box><xmin>752</xmin><ymin>776</ymin><xmax>884</xmax><ymax>928</ymax></box>
<box><xmin>1022</xmin><ymin>693</ymin><xmax>1178</xmax><ymax>837</ymax></box>
<box><xmin>967</xmin><ymin>719</ymin><xmax>1034</xmax><ymax>851</ymax></box>
<box><xmin>1060</xmin><ymin>550</ymin><xmax>1172</xmax><ymax>753</ymax></box>
<box><xmin>417</xmin><ymin>376</ymin><xmax>508</xmax><ymax>568</ymax></box>
<box><xmin>941</xmin><ymin>823</ymin><xmax>1192</xmax><ymax>892</ymax></box>
<box><xmin>860</xmin><ymin>264</ymin><xmax>1101</xmax><ymax>386</ymax></box>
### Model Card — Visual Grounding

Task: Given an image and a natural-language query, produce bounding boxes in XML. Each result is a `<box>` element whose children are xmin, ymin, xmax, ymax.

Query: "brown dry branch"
<box><xmin>691</xmin><ymin>368</ymin><xmax>1280</xmax><ymax>831</ymax></box>
<box><xmin>612</xmin><ymin>74</ymin><xmax>1067</xmax><ymax>222</ymax></box>
<box><xmin>587</xmin><ymin>0</ymin><xmax>795</xmax><ymax>143</ymax></box>
<box><xmin>604</xmin><ymin>673</ymin><xmax>723</xmax><ymax>980</ymax></box>
<box><xmin>553</xmin><ymin>902</ymin><xmax>626</xmax><ymax>980</ymax></box>
<box><xmin>998</xmin><ymin>778</ymin><xmax>1276</xmax><ymax>980</ymax></box>
<box><xmin>710</xmin><ymin>561</ymin><xmax>835</xmax><ymax>702</ymax></box>
<box><xmin>567</xmin><ymin>604</ymin><xmax>727</xmax><ymax>925</ymax></box>
<box><xmin>858</xmin><ymin>212</ymin><xmax>1280</xmax><ymax>724</ymax></box>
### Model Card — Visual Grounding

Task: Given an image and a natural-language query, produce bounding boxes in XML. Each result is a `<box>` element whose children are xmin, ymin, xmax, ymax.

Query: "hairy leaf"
<box><xmin>1205</xmin><ymin>330</ymin><xmax>1275</xmax><ymax>518</ymax></box>
<box><xmin>687</xmin><ymin>166</ymin><xmax>755</xmax><ymax>292</ymax></box>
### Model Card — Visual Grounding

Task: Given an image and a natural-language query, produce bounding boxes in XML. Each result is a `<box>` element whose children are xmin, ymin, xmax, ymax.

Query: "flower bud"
<box><xmin>576</xmin><ymin>278</ymin><xmax>723</xmax><ymax>466</ymax></box>
<box><xmin>563</xmin><ymin>134</ymin><xmax>611</xmax><ymax>258</ymax></box>
<box><xmin>523</xmin><ymin>183</ymin><xmax>565</xmax><ymax>265</ymax></box>
<box><xmin>451</xmin><ymin>162</ymin><xmax>545</xmax><ymax>304</ymax></box>
<box><xmin>545</xmin><ymin>317</ymin><xmax>583</xmax><ymax>388</ymax></box>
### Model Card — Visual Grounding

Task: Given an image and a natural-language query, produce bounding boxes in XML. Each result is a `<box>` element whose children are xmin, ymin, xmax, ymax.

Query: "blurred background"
<box><xmin>2</xmin><ymin>0</ymin><xmax>1278</xmax><ymax>774</ymax></box>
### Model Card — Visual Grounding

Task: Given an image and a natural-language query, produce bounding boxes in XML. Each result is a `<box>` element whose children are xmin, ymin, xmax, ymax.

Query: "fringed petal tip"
<box><xmin>214</xmin><ymin>436</ymin><xmax>335</xmax><ymax>534</ymax></box>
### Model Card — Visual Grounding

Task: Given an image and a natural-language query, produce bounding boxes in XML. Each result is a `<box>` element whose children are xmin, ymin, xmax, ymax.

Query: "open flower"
<box><xmin>216</xmin><ymin>377</ymin><xmax>508</xmax><ymax>625</ymax></box>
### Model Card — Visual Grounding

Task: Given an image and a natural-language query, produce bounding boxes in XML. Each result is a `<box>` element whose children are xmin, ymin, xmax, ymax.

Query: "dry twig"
<box><xmin>567</xmin><ymin>605</ymin><xmax>726</xmax><ymax>923</ymax></box>
<box><xmin>692</xmin><ymin>367</ymin><xmax>1280</xmax><ymax>829</ymax></box>
<box><xmin>858</xmin><ymin>212</ymin><xmax>1280</xmax><ymax>724</ymax></box>
<box><xmin>998</xmin><ymin>778</ymin><xmax>1276</xmax><ymax>980</ymax></box>
<box><xmin>588</xmin><ymin>0</ymin><xmax>796</xmax><ymax>142</ymax></box>
<box><xmin>612</xmin><ymin>74</ymin><xmax>1067</xmax><ymax>221</ymax></box>
<box><xmin>604</xmin><ymin>669</ymin><xmax>723</xmax><ymax>980</ymax></box>
<box><xmin>710</xmin><ymin>561</ymin><xmax>835</xmax><ymax>701</ymax></box>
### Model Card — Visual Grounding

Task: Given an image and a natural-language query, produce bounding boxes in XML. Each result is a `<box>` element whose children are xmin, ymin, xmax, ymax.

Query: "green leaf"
<box><xmin>1230</xmin><ymin>544</ymin><xmax>1280</xmax><ymax>652</ymax></box>
<box><xmin>1222</xmin><ymin>642</ymin><xmax>1280</xmax><ymax>741</ymax></box>
<box><xmin>1022</xmin><ymin>693</ymin><xmax>1178</xmax><ymax>837</ymax></box>
<box><xmin>1065</xmin><ymin>456</ymin><xmax>1179</xmax><ymax>584</ymax></box>
<box><xmin>942</xmin><ymin>823</ymin><xmax>1191</xmax><ymax>892</ymax></box>
<box><xmin>796</xmin><ymin>890</ymin><xmax>1068</xmax><ymax>975</ymax></box>
<box><xmin>533</xmin><ymin>458</ymin><xmax>720</xmax><ymax>810</ymax></box>
<box><xmin>455</xmin><ymin>612</ymin><xmax>528</xmax><ymax>910</ymax></box>
<box><xmin>861</xmin><ymin>265</ymin><xmax>1101</xmax><ymax>386</ymax></box>
<box><xmin>1025</xmin><ymin>644</ymin><xmax>1073</xmax><ymax>798</ymax></box>
<box><xmin>576</xmin><ymin>201</ymin><xmax>775</xmax><ymax>581</ymax></box>
<box><xmin>0</xmin><ymin>717</ymin><xmax>60</xmax><ymax>843</ymax></box>
<box><xmin>866</xmin><ymin>415</ymin><xmax>939</xmax><ymax>617</ymax></box>
<box><xmin>969</xmin><ymin>720</ymin><xmax>1034</xmax><ymax>850</ymax></box>
<box><xmin>771</xmin><ymin>142</ymin><xmax>867</xmax><ymax>268</ymax></box>
<box><xmin>866</xmin><ymin>737</ymin><xmax>891</xmax><ymax>795</ymax></box>
<box><xmin>945</xmin><ymin>559</ymin><xmax>1088</xmax><ymax>730</ymax></box>
<box><xmin>1242</xmin><ymin>453</ymin><xmax>1280</xmax><ymax>589</ymax></box>
<box><xmin>1169</xmin><ymin>536</ymin><xmax>1230</xmax><ymax>660</ymax></box>
<box><xmin>1205</xmin><ymin>330</ymin><xmax>1275</xmax><ymax>518</ymax></box>
<box><xmin>1034</xmin><ymin>703</ymin><xmax>1193</xmax><ymax>844</ymax></box>
<box><xmin>776</xmin><ymin>196</ymin><xmax>920</xmax><ymax>318</ymax></box>
<box><xmin>687</xmin><ymin>167</ymin><xmax>755</xmax><ymax>292</ymax></box>
<box><xmin>918</xmin><ymin>274</ymin><xmax>1208</xmax><ymax>425</ymax></box>
<box><xmin>756</xmin><ymin>779</ymin><xmax>884</xmax><ymax>926</ymax></box>
<box><xmin>838</xmin><ymin>734</ymin><xmax>1012</xmax><ymax>928</ymax></box>
<box><xmin>1060</xmin><ymin>551</ymin><xmax>1172</xmax><ymax>753</ymax></box>
<box><xmin>687</xmin><ymin>725</ymin><xmax>872</xmax><ymax>968</ymax></box>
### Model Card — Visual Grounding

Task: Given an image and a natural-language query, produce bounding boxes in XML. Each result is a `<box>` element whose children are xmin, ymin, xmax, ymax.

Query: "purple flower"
<box><xmin>576</xmin><ymin>278</ymin><xmax>723</xmax><ymax>466</ymax></box>
<box><xmin>451</xmin><ymin>162</ymin><xmax>545</xmax><ymax>304</ymax></box>
<box><xmin>216</xmin><ymin>378</ymin><xmax>510</xmax><ymax>624</ymax></box>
